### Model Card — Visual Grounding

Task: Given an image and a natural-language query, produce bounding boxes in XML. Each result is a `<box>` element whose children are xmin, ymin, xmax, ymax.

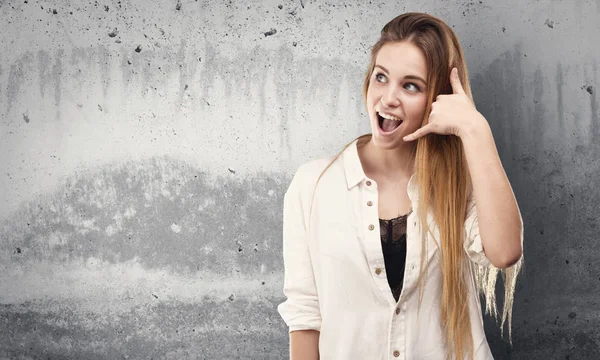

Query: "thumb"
<box><xmin>450</xmin><ymin>67</ymin><xmax>465</xmax><ymax>95</ymax></box>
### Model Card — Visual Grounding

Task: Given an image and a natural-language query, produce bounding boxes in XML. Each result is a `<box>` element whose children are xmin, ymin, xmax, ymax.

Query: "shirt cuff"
<box><xmin>277</xmin><ymin>299</ymin><xmax>322</xmax><ymax>332</ymax></box>
<box><xmin>464</xmin><ymin>198</ymin><xmax>492</xmax><ymax>267</ymax></box>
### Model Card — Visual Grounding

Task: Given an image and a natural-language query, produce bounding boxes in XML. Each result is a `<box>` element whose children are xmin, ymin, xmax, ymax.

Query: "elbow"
<box><xmin>491</xmin><ymin>251</ymin><xmax>522</xmax><ymax>269</ymax></box>
<box><xmin>485</xmin><ymin>227</ymin><xmax>523</xmax><ymax>269</ymax></box>
<box><xmin>482</xmin><ymin>221</ymin><xmax>523</xmax><ymax>269</ymax></box>
<box><xmin>489</xmin><ymin>237</ymin><xmax>523</xmax><ymax>269</ymax></box>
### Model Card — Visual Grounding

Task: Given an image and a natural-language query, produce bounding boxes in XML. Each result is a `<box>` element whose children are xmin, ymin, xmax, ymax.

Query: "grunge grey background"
<box><xmin>1</xmin><ymin>0</ymin><xmax>598</xmax><ymax>359</ymax></box>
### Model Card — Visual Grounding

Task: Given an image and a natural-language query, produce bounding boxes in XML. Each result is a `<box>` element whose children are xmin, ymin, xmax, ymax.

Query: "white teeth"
<box><xmin>378</xmin><ymin>111</ymin><xmax>401</xmax><ymax>121</ymax></box>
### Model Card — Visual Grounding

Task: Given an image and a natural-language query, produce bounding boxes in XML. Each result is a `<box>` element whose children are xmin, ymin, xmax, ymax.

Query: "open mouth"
<box><xmin>377</xmin><ymin>112</ymin><xmax>403</xmax><ymax>134</ymax></box>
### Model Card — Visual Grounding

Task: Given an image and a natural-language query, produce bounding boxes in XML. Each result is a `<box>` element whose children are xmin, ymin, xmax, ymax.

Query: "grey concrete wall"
<box><xmin>0</xmin><ymin>0</ymin><xmax>598</xmax><ymax>359</ymax></box>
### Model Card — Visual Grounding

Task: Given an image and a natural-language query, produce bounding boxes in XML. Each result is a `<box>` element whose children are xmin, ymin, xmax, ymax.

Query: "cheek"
<box><xmin>366</xmin><ymin>92</ymin><xmax>378</xmax><ymax>112</ymax></box>
<box><xmin>403</xmin><ymin>97</ymin><xmax>428</xmax><ymax>129</ymax></box>
<box><xmin>366</xmin><ymin>79</ymin><xmax>381</xmax><ymax>106</ymax></box>
<box><xmin>366</xmin><ymin>96</ymin><xmax>374</xmax><ymax>108</ymax></box>
<box><xmin>406</xmin><ymin>97</ymin><xmax>428</xmax><ymax>116</ymax></box>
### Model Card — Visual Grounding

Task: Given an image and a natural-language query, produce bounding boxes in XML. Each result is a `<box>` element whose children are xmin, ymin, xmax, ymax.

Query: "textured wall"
<box><xmin>1</xmin><ymin>0</ymin><xmax>598</xmax><ymax>359</ymax></box>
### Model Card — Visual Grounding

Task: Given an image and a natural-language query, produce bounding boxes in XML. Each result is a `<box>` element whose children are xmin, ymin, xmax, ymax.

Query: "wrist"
<box><xmin>458</xmin><ymin>113</ymin><xmax>491</xmax><ymax>140</ymax></box>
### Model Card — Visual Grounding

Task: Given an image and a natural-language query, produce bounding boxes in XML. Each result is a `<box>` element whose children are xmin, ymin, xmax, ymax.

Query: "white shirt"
<box><xmin>277</xmin><ymin>138</ymin><xmax>494</xmax><ymax>360</ymax></box>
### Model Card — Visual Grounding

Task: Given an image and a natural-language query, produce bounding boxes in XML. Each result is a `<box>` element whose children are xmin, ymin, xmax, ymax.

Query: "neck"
<box><xmin>359</xmin><ymin>137</ymin><xmax>416</xmax><ymax>181</ymax></box>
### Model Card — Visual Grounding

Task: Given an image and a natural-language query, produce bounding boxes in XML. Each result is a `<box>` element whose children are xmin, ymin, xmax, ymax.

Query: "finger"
<box><xmin>434</xmin><ymin>94</ymin><xmax>446</xmax><ymax>102</ymax></box>
<box><xmin>403</xmin><ymin>124</ymin><xmax>433</xmax><ymax>141</ymax></box>
<box><xmin>450</xmin><ymin>67</ymin><xmax>465</xmax><ymax>95</ymax></box>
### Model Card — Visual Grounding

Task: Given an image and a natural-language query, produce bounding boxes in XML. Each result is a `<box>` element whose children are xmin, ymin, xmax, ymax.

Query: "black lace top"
<box><xmin>379</xmin><ymin>211</ymin><xmax>411</xmax><ymax>302</ymax></box>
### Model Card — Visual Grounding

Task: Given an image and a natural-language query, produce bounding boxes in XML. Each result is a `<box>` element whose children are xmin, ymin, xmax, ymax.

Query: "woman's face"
<box><xmin>366</xmin><ymin>41</ymin><xmax>429</xmax><ymax>149</ymax></box>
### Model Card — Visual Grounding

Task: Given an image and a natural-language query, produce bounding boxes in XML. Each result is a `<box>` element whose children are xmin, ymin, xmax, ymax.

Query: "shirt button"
<box><xmin>368</xmin><ymin>224</ymin><xmax>375</xmax><ymax>230</ymax></box>
<box><xmin>393</xmin><ymin>350</ymin><xmax>400</xmax><ymax>357</ymax></box>
<box><xmin>375</xmin><ymin>267</ymin><xmax>382</xmax><ymax>275</ymax></box>
<box><xmin>367</xmin><ymin>200</ymin><xmax>373</xmax><ymax>206</ymax></box>
<box><xmin>395</xmin><ymin>308</ymin><xmax>400</xmax><ymax>315</ymax></box>
<box><xmin>366</xmin><ymin>180</ymin><xmax>372</xmax><ymax>186</ymax></box>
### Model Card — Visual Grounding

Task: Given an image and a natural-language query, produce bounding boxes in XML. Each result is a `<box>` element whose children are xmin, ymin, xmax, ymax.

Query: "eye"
<box><xmin>375</xmin><ymin>72</ymin><xmax>387</xmax><ymax>83</ymax></box>
<box><xmin>404</xmin><ymin>83</ymin><xmax>420</xmax><ymax>92</ymax></box>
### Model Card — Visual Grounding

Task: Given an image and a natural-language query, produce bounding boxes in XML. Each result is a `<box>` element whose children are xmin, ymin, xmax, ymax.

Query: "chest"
<box><xmin>310</xmin><ymin>177</ymin><xmax>435</xmax><ymax>254</ymax></box>
<box><xmin>376</xmin><ymin>181</ymin><xmax>413</xmax><ymax>220</ymax></box>
<box><xmin>309</xmin><ymin>180</ymin><xmax>443</xmax><ymax>310</ymax></box>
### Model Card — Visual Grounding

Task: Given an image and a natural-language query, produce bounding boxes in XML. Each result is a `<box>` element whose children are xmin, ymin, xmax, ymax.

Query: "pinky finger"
<box><xmin>403</xmin><ymin>129</ymin><xmax>424</xmax><ymax>141</ymax></box>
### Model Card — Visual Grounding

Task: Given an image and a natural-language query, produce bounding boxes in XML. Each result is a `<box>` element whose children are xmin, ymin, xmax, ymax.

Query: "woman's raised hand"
<box><xmin>403</xmin><ymin>67</ymin><xmax>486</xmax><ymax>141</ymax></box>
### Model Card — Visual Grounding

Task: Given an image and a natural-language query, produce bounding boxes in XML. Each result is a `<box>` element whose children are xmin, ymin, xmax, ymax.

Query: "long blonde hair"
<box><xmin>307</xmin><ymin>12</ymin><xmax>523</xmax><ymax>359</ymax></box>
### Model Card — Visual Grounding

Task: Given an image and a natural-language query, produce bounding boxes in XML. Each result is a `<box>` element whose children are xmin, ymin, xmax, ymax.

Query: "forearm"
<box><xmin>459</xmin><ymin>118</ymin><xmax>523</xmax><ymax>268</ymax></box>
<box><xmin>290</xmin><ymin>330</ymin><xmax>320</xmax><ymax>360</ymax></box>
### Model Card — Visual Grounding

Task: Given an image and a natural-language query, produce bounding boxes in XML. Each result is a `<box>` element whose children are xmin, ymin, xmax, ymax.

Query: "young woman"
<box><xmin>277</xmin><ymin>12</ymin><xmax>524</xmax><ymax>360</ymax></box>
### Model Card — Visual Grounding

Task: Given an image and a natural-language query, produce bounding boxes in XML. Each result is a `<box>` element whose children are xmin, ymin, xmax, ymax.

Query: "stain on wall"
<box><xmin>1</xmin><ymin>0</ymin><xmax>599</xmax><ymax>358</ymax></box>
<box><xmin>0</xmin><ymin>157</ymin><xmax>288</xmax><ymax>358</ymax></box>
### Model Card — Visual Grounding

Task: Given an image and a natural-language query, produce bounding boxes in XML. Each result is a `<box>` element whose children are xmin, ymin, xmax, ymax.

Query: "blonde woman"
<box><xmin>277</xmin><ymin>12</ymin><xmax>524</xmax><ymax>360</ymax></box>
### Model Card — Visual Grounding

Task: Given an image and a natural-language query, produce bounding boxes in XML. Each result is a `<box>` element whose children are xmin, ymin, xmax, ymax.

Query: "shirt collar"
<box><xmin>342</xmin><ymin>137</ymin><xmax>418</xmax><ymax>200</ymax></box>
<box><xmin>343</xmin><ymin>138</ymin><xmax>366</xmax><ymax>189</ymax></box>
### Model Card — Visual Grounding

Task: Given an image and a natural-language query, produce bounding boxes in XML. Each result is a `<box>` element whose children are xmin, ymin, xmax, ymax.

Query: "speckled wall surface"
<box><xmin>0</xmin><ymin>0</ymin><xmax>598</xmax><ymax>359</ymax></box>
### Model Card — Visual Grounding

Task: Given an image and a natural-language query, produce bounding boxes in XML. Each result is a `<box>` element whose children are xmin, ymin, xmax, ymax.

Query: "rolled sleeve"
<box><xmin>276</xmin><ymin>165</ymin><xmax>322</xmax><ymax>332</ymax></box>
<box><xmin>464</xmin><ymin>197</ymin><xmax>492</xmax><ymax>267</ymax></box>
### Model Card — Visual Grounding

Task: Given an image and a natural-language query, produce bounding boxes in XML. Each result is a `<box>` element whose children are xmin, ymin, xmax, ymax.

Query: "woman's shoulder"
<box><xmin>286</xmin><ymin>156</ymin><xmax>343</xmax><ymax>213</ymax></box>
<box><xmin>293</xmin><ymin>155</ymin><xmax>338</xmax><ymax>188</ymax></box>
<box><xmin>299</xmin><ymin>155</ymin><xmax>336</xmax><ymax>174</ymax></box>
<box><xmin>293</xmin><ymin>138</ymin><xmax>359</xmax><ymax>185</ymax></box>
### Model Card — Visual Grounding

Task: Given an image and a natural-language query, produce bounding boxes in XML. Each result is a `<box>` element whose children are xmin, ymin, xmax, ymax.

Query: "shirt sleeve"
<box><xmin>463</xmin><ymin>196</ymin><xmax>493</xmax><ymax>267</ymax></box>
<box><xmin>276</xmin><ymin>165</ymin><xmax>322</xmax><ymax>332</ymax></box>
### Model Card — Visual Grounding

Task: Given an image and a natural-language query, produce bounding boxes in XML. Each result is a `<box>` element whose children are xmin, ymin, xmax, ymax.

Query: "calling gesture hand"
<box><xmin>403</xmin><ymin>67</ymin><xmax>485</xmax><ymax>141</ymax></box>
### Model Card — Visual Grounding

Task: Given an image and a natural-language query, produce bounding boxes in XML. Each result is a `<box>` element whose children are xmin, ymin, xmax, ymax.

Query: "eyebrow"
<box><xmin>375</xmin><ymin>64</ymin><xmax>427</xmax><ymax>84</ymax></box>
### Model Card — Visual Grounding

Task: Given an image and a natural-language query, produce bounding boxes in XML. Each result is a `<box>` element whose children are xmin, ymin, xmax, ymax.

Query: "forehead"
<box><xmin>375</xmin><ymin>41</ymin><xmax>428</xmax><ymax>79</ymax></box>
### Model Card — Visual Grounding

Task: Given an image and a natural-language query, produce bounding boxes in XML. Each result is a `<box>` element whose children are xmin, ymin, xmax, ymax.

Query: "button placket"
<box><xmin>363</xmin><ymin>177</ymin><xmax>389</xmax><ymax>302</ymax></box>
<box><xmin>366</xmin><ymin>187</ymin><xmax>380</xmax><ymax>275</ymax></box>
<box><xmin>392</xmin><ymin>311</ymin><xmax>405</xmax><ymax>359</ymax></box>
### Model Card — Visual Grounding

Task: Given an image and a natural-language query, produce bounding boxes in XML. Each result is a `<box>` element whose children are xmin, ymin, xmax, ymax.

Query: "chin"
<box><xmin>372</xmin><ymin>136</ymin><xmax>402</xmax><ymax>149</ymax></box>
<box><xmin>370</xmin><ymin>117</ymin><xmax>404</xmax><ymax>146</ymax></box>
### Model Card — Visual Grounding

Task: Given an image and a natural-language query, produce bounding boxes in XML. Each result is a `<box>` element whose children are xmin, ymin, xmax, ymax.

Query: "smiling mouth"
<box><xmin>377</xmin><ymin>112</ymin><xmax>403</xmax><ymax>133</ymax></box>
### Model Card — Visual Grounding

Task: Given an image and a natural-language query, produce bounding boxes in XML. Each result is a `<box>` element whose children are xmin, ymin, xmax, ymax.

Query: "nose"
<box><xmin>380</xmin><ymin>85</ymin><xmax>401</xmax><ymax>108</ymax></box>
